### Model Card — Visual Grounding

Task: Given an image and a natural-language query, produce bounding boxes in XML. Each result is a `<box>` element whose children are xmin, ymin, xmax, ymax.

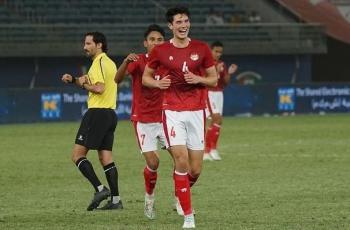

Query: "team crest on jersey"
<box><xmin>169</xmin><ymin>56</ymin><xmax>174</xmax><ymax>61</ymax></box>
<box><xmin>190</xmin><ymin>53</ymin><xmax>199</xmax><ymax>61</ymax></box>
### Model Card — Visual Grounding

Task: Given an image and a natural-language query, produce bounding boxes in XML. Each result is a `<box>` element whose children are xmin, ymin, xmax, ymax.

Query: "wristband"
<box><xmin>69</xmin><ymin>77</ymin><xmax>77</xmax><ymax>84</ymax></box>
<box><xmin>81</xmin><ymin>82</ymin><xmax>87</xmax><ymax>89</ymax></box>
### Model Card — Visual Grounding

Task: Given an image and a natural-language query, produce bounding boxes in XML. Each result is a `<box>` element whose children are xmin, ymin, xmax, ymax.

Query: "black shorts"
<box><xmin>75</xmin><ymin>108</ymin><xmax>118</xmax><ymax>151</ymax></box>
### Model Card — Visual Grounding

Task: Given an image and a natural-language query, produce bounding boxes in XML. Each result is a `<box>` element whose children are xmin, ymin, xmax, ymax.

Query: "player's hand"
<box><xmin>216</xmin><ymin>62</ymin><xmax>224</xmax><ymax>73</ymax></box>
<box><xmin>61</xmin><ymin>73</ymin><xmax>73</xmax><ymax>84</ymax></box>
<box><xmin>228</xmin><ymin>64</ymin><xmax>238</xmax><ymax>75</ymax></box>
<box><xmin>184</xmin><ymin>71</ymin><xmax>201</xmax><ymax>84</ymax></box>
<box><xmin>124</xmin><ymin>53</ymin><xmax>139</xmax><ymax>64</ymax></box>
<box><xmin>157</xmin><ymin>75</ymin><xmax>171</xmax><ymax>89</ymax></box>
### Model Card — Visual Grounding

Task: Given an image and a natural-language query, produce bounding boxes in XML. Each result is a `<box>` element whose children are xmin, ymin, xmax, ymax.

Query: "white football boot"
<box><xmin>182</xmin><ymin>213</ymin><xmax>195</xmax><ymax>229</ymax></box>
<box><xmin>144</xmin><ymin>193</ymin><xmax>155</xmax><ymax>219</ymax></box>
<box><xmin>209</xmin><ymin>149</ymin><xmax>222</xmax><ymax>161</ymax></box>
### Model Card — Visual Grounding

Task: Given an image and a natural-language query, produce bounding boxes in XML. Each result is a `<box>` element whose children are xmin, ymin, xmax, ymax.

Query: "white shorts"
<box><xmin>206</xmin><ymin>91</ymin><xmax>224</xmax><ymax>117</ymax></box>
<box><xmin>163</xmin><ymin>110</ymin><xmax>205</xmax><ymax>150</ymax></box>
<box><xmin>133</xmin><ymin>121</ymin><xmax>168</xmax><ymax>153</ymax></box>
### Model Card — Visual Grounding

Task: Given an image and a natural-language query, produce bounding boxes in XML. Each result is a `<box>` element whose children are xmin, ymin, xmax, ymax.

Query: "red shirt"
<box><xmin>208</xmin><ymin>60</ymin><xmax>228</xmax><ymax>92</ymax></box>
<box><xmin>147</xmin><ymin>39</ymin><xmax>215</xmax><ymax>111</ymax></box>
<box><xmin>127</xmin><ymin>53</ymin><xmax>163</xmax><ymax>123</ymax></box>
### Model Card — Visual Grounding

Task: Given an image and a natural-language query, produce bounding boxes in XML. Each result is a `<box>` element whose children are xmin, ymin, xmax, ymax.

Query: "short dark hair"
<box><xmin>166</xmin><ymin>6</ymin><xmax>190</xmax><ymax>23</ymax></box>
<box><xmin>211</xmin><ymin>41</ymin><xmax>224</xmax><ymax>49</ymax></box>
<box><xmin>144</xmin><ymin>24</ymin><xmax>165</xmax><ymax>40</ymax></box>
<box><xmin>85</xmin><ymin>31</ymin><xmax>108</xmax><ymax>52</ymax></box>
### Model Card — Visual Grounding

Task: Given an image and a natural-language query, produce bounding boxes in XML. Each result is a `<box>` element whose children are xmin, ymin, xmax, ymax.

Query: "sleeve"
<box><xmin>90</xmin><ymin>57</ymin><xmax>106</xmax><ymax>84</ymax></box>
<box><xmin>202</xmin><ymin>43</ymin><xmax>215</xmax><ymax>69</ymax></box>
<box><xmin>147</xmin><ymin>46</ymin><xmax>160</xmax><ymax>70</ymax></box>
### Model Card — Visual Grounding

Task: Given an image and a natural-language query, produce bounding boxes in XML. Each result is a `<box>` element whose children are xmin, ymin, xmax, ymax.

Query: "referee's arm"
<box><xmin>61</xmin><ymin>73</ymin><xmax>105</xmax><ymax>94</ymax></box>
<box><xmin>82</xmin><ymin>81</ymin><xmax>105</xmax><ymax>94</ymax></box>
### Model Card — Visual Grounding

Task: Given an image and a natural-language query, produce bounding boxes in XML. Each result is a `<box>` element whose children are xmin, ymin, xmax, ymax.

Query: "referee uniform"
<box><xmin>75</xmin><ymin>52</ymin><xmax>118</xmax><ymax>151</ymax></box>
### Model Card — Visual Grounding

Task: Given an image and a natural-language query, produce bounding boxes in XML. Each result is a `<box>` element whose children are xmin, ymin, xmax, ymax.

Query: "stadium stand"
<box><xmin>0</xmin><ymin>0</ymin><xmax>326</xmax><ymax>56</ymax></box>
<box><xmin>0</xmin><ymin>0</ymin><xmax>327</xmax><ymax>88</ymax></box>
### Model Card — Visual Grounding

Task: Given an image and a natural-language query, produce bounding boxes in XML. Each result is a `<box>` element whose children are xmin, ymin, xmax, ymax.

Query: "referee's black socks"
<box><xmin>104</xmin><ymin>162</ymin><xmax>120</xmax><ymax>202</ymax></box>
<box><xmin>76</xmin><ymin>157</ymin><xmax>102</xmax><ymax>192</ymax></box>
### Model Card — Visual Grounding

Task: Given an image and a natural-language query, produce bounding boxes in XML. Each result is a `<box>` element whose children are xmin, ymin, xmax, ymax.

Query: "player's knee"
<box><xmin>71</xmin><ymin>152</ymin><xmax>82</xmax><ymax>163</ymax></box>
<box><xmin>174</xmin><ymin>157</ymin><xmax>189</xmax><ymax>170</ymax></box>
<box><xmin>144</xmin><ymin>152</ymin><xmax>159</xmax><ymax>170</ymax></box>
<box><xmin>146</xmin><ymin>158</ymin><xmax>159</xmax><ymax>170</ymax></box>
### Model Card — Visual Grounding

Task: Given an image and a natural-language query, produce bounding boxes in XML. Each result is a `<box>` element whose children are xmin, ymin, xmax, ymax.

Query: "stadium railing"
<box><xmin>0</xmin><ymin>23</ymin><xmax>326</xmax><ymax>56</ymax></box>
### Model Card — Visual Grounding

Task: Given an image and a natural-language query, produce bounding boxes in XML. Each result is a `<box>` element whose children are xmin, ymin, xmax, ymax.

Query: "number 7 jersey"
<box><xmin>147</xmin><ymin>39</ymin><xmax>215</xmax><ymax>111</ymax></box>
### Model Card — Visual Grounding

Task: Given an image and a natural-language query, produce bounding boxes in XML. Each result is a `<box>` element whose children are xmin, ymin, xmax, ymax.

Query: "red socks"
<box><xmin>144</xmin><ymin>166</ymin><xmax>157</xmax><ymax>195</ymax></box>
<box><xmin>205</xmin><ymin>124</ymin><xmax>221</xmax><ymax>151</ymax></box>
<box><xmin>174</xmin><ymin>171</ymin><xmax>192</xmax><ymax>215</ymax></box>
<box><xmin>211</xmin><ymin>124</ymin><xmax>221</xmax><ymax>149</ymax></box>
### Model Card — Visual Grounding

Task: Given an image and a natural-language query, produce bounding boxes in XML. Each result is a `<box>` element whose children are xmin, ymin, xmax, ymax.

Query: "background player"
<box><xmin>142</xmin><ymin>6</ymin><xmax>217</xmax><ymax>229</ymax></box>
<box><xmin>114</xmin><ymin>24</ymin><xmax>167</xmax><ymax>219</ymax></box>
<box><xmin>204</xmin><ymin>41</ymin><xmax>238</xmax><ymax>161</ymax></box>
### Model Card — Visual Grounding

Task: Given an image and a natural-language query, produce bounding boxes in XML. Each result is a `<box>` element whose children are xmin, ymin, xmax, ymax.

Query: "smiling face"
<box><xmin>144</xmin><ymin>31</ymin><xmax>165</xmax><ymax>53</ymax></box>
<box><xmin>168</xmin><ymin>13</ymin><xmax>190</xmax><ymax>40</ymax></box>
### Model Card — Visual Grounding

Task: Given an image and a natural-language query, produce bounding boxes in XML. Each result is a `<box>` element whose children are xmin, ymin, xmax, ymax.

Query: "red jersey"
<box><xmin>147</xmin><ymin>39</ymin><xmax>215</xmax><ymax>111</ymax></box>
<box><xmin>127</xmin><ymin>53</ymin><xmax>163</xmax><ymax>123</ymax></box>
<box><xmin>208</xmin><ymin>60</ymin><xmax>228</xmax><ymax>92</ymax></box>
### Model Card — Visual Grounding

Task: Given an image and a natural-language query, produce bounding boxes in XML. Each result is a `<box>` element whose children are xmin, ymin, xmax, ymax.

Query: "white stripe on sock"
<box><xmin>174</xmin><ymin>170</ymin><xmax>188</xmax><ymax>176</ymax></box>
<box><xmin>77</xmin><ymin>159</ymin><xmax>88</xmax><ymax>168</ymax></box>
<box><xmin>104</xmin><ymin>166</ymin><xmax>116</xmax><ymax>173</ymax></box>
<box><xmin>146</xmin><ymin>165</ymin><xmax>157</xmax><ymax>173</ymax></box>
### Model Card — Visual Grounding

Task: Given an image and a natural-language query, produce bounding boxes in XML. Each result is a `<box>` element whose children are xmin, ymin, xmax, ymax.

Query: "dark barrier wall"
<box><xmin>1</xmin><ymin>83</ymin><xmax>350</xmax><ymax>124</ymax></box>
<box><xmin>0</xmin><ymin>55</ymin><xmax>310</xmax><ymax>88</ymax></box>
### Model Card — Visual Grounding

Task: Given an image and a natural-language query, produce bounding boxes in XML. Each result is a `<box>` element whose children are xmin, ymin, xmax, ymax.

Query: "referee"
<box><xmin>62</xmin><ymin>32</ymin><xmax>122</xmax><ymax>211</ymax></box>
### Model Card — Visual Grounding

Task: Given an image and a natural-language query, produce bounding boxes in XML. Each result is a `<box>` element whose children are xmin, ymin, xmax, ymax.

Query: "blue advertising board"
<box><xmin>0</xmin><ymin>88</ymin><xmax>132</xmax><ymax>124</ymax></box>
<box><xmin>1</xmin><ymin>83</ymin><xmax>350</xmax><ymax>124</ymax></box>
<box><xmin>223</xmin><ymin>84</ymin><xmax>350</xmax><ymax>116</ymax></box>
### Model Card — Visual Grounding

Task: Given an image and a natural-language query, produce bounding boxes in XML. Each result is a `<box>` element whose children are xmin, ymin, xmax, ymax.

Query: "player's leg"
<box><xmin>208</xmin><ymin>113</ymin><xmax>222</xmax><ymax>160</ymax></box>
<box><xmin>204</xmin><ymin>92</ymin><xmax>215</xmax><ymax>160</ymax></box>
<box><xmin>134</xmin><ymin>122</ymin><xmax>163</xmax><ymax>219</ymax></box>
<box><xmin>170</xmin><ymin>145</ymin><xmax>192</xmax><ymax>215</ymax></box>
<box><xmin>188</xmin><ymin>149</ymin><xmax>203</xmax><ymax>187</ymax></box>
<box><xmin>143</xmin><ymin>151</ymin><xmax>159</xmax><ymax>219</ymax></box>
<box><xmin>186</xmin><ymin>109</ymin><xmax>206</xmax><ymax>187</ymax></box>
<box><xmin>163</xmin><ymin>110</ymin><xmax>194</xmax><ymax>220</ymax></box>
<box><xmin>206</xmin><ymin>91</ymin><xmax>223</xmax><ymax>160</ymax></box>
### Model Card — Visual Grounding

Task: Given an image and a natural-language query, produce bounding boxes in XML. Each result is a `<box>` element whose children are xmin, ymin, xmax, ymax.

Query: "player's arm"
<box><xmin>142</xmin><ymin>65</ymin><xmax>171</xmax><ymax>89</ymax></box>
<box><xmin>114</xmin><ymin>53</ymin><xmax>139</xmax><ymax>83</ymax></box>
<box><xmin>184</xmin><ymin>66</ymin><xmax>217</xmax><ymax>87</ymax></box>
<box><xmin>222</xmin><ymin>63</ymin><xmax>238</xmax><ymax>87</ymax></box>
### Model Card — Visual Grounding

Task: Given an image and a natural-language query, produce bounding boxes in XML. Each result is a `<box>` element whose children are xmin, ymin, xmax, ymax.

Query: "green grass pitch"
<box><xmin>1</xmin><ymin>114</ymin><xmax>350</xmax><ymax>229</ymax></box>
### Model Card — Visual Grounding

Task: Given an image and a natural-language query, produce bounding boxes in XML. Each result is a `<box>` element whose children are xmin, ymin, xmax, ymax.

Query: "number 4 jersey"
<box><xmin>147</xmin><ymin>39</ymin><xmax>215</xmax><ymax>111</ymax></box>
